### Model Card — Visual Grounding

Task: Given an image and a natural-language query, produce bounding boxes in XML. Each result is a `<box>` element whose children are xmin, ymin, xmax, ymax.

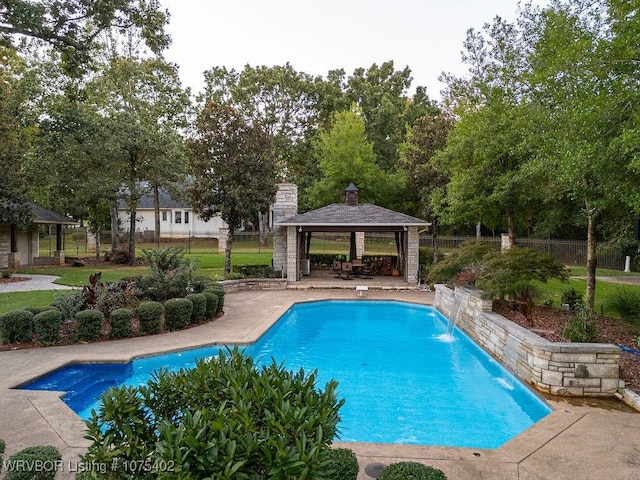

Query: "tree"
<box><xmin>0</xmin><ymin>0</ymin><xmax>170</xmax><ymax>73</ymax></box>
<box><xmin>202</xmin><ymin>64</ymin><xmax>319</xmax><ymax>246</ymax></box>
<box><xmin>306</xmin><ymin>108</ymin><xmax>383</xmax><ymax>209</ymax></box>
<box><xmin>403</xmin><ymin>113</ymin><xmax>453</xmax><ymax>264</ymax></box>
<box><xmin>439</xmin><ymin>14</ymin><xmax>545</xmax><ymax>246</ymax></box>
<box><xmin>0</xmin><ymin>45</ymin><xmax>39</xmax><ymax>230</ymax></box>
<box><xmin>86</xmin><ymin>55</ymin><xmax>190</xmax><ymax>263</ymax></box>
<box><xmin>188</xmin><ymin>102</ymin><xmax>277</xmax><ymax>274</ymax></box>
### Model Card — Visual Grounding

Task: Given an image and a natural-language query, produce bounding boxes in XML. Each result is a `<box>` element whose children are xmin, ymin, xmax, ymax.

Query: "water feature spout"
<box><xmin>444</xmin><ymin>288</ymin><xmax>471</xmax><ymax>338</ymax></box>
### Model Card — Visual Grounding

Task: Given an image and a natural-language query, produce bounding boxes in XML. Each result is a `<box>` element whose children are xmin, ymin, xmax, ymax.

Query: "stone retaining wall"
<box><xmin>217</xmin><ymin>278</ymin><xmax>289</xmax><ymax>293</ymax></box>
<box><xmin>434</xmin><ymin>284</ymin><xmax>624</xmax><ymax>398</ymax></box>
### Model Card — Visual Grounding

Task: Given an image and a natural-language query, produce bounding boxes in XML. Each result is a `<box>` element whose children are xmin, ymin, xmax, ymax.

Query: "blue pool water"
<box><xmin>19</xmin><ymin>300</ymin><xmax>551</xmax><ymax>448</ymax></box>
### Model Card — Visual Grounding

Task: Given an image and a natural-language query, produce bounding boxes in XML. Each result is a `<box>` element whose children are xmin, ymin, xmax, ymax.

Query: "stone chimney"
<box><xmin>345</xmin><ymin>183</ymin><xmax>358</xmax><ymax>206</ymax></box>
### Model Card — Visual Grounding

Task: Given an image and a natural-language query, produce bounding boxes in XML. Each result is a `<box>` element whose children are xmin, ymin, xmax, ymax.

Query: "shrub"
<box><xmin>561</xmin><ymin>288</ymin><xmax>584</xmax><ymax>311</ymax></box>
<box><xmin>0</xmin><ymin>438</ymin><xmax>5</xmax><ymax>468</ymax></box>
<box><xmin>75</xmin><ymin>310</ymin><xmax>104</xmax><ymax>342</ymax></box>
<box><xmin>163</xmin><ymin>297</ymin><xmax>193</xmax><ymax>331</ymax></box>
<box><xmin>33</xmin><ymin>309</ymin><xmax>63</xmax><ymax>345</ymax></box>
<box><xmin>4</xmin><ymin>445</ymin><xmax>62</xmax><ymax>480</ymax></box>
<box><xmin>135</xmin><ymin>301</ymin><xmax>164</xmax><ymax>334</ymax></box>
<box><xmin>231</xmin><ymin>264</ymin><xmax>280</xmax><ymax>278</ymax></box>
<box><xmin>205</xmin><ymin>285</ymin><xmax>225</xmax><ymax>315</ymax></box>
<box><xmin>109</xmin><ymin>308</ymin><xmax>133</xmax><ymax>338</ymax></box>
<box><xmin>378</xmin><ymin>462</ymin><xmax>447</xmax><ymax>480</ymax></box>
<box><xmin>80</xmin><ymin>348</ymin><xmax>343</xmax><ymax>480</ymax></box>
<box><xmin>186</xmin><ymin>293</ymin><xmax>207</xmax><ymax>324</ymax></box>
<box><xmin>479</xmin><ymin>247</ymin><xmax>568</xmax><ymax>300</ymax></box>
<box><xmin>50</xmin><ymin>290</ymin><xmax>84</xmax><ymax>323</ymax></box>
<box><xmin>327</xmin><ymin>448</ymin><xmax>359</xmax><ymax>480</ymax></box>
<box><xmin>191</xmin><ymin>276</ymin><xmax>215</xmax><ymax>293</ymax></box>
<box><xmin>95</xmin><ymin>280</ymin><xmax>140</xmax><ymax>317</ymax></box>
<box><xmin>201</xmin><ymin>291</ymin><xmax>219</xmax><ymax>320</ymax></box>
<box><xmin>607</xmin><ymin>286</ymin><xmax>640</xmax><ymax>326</ymax></box>
<box><xmin>0</xmin><ymin>309</ymin><xmax>34</xmax><ymax>344</ymax></box>
<box><xmin>140</xmin><ymin>246</ymin><xmax>187</xmax><ymax>272</ymax></box>
<box><xmin>562</xmin><ymin>306</ymin><xmax>597</xmax><ymax>343</ymax></box>
<box><xmin>1</xmin><ymin>270</ymin><xmax>12</xmax><ymax>279</ymax></box>
<box><xmin>426</xmin><ymin>240</ymin><xmax>495</xmax><ymax>285</ymax></box>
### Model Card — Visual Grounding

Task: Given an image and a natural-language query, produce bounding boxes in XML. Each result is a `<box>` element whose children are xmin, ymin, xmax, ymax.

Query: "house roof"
<box><xmin>118</xmin><ymin>189</ymin><xmax>188</xmax><ymax>210</ymax></box>
<box><xmin>277</xmin><ymin>203</ymin><xmax>429</xmax><ymax>231</ymax></box>
<box><xmin>30</xmin><ymin>203</ymin><xmax>77</xmax><ymax>225</ymax></box>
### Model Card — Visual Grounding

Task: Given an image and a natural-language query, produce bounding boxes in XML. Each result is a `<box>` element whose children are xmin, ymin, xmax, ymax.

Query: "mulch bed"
<box><xmin>494</xmin><ymin>300</ymin><xmax>640</xmax><ymax>394</ymax></box>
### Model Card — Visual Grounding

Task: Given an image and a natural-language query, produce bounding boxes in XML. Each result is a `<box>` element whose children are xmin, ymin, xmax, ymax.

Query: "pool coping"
<box><xmin>1</xmin><ymin>289</ymin><xmax>639</xmax><ymax>480</ymax></box>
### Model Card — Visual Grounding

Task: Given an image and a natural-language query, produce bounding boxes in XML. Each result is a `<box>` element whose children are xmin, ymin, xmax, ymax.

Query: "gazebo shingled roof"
<box><xmin>277</xmin><ymin>203</ymin><xmax>429</xmax><ymax>231</ymax></box>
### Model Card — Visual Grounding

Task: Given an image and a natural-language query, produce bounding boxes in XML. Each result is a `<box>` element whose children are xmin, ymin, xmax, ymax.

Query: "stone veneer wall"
<box><xmin>434</xmin><ymin>284</ymin><xmax>623</xmax><ymax>398</ymax></box>
<box><xmin>272</xmin><ymin>183</ymin><xmax>298</xmax><ymax>276</ymax></box>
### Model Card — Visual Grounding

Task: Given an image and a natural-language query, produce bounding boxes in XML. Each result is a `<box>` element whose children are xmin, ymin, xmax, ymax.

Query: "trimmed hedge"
<box><xmin>201</xmin><ymin>291</ymin><xmax>219</xmax><ymax>320</ymax></box>
<box><xmin>5</xmin><ymin>445</ymin><xmax>62</xmax><ymax>480</ymax></box>
<box><xmin>109</xmin><ymin>308</ymin><xmax>133</xmax><ymax>338</ymax></box>
<box><xmin>205</xmin><ymin>285</ymin><xmax>225</xmax><ymax>315</ymax></box>
<box><xmin>328</xmin><ymin>448</ymin><xmax>359</xmax><ymax>480</ymax></box>
<box><xmin>186</xmin><ymin>293</ymin><xmax>207</xmax><ymax>324</ymax></box>
<box><xmin>75</xmin><ymin>309</ymin><xmax>104</xmax><ymax>342</ymax></box>
<box><xmin>379</xmin><ymin>462</ymin><xmax>447</xmax><ymax>480</ymax></box>
<box><xmin>163</xmin><ymin>297</ymin><xmax>193</xmax><ymax>331</ymax></box>
<box><xmin>0</xmin><ymin>310</ymin><xmax>34</xmax><ymax>344</ymax></box>
<box><xmin>135</xmin><ymin>301</ymin><xmax>164</xmax><ymax>334</ymax></box>
<box><xmin>33</xmin><ymin>309</ymin><xmax>63</xmax><ymax>345</ymax></box>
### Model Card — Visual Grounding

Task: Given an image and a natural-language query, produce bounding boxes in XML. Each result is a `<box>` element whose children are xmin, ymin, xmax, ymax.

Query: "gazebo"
<box><xmin>272</xmin><ymin>183</ymin><xmax>429</xmax><ymax>284</ymax></box>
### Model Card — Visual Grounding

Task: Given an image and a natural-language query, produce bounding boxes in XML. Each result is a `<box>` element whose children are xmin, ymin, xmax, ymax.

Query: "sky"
<box><xmin>160</xmin><ymin>0</ymin><xmax>548</xmax><ymax>101</ymax></box>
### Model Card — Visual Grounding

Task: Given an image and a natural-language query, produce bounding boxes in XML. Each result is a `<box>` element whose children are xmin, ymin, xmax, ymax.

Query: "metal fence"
<box><xmin>418</xmin><ymin>235</ymin><xmax>627</xmax><ymax>270</ymax></box>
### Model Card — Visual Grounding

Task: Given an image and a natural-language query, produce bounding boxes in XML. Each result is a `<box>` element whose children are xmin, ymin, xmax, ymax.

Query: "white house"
<box><xmin>118</xmin><ymin>189</ymin><xmax>227</xmax><ymax>239</ymax></box>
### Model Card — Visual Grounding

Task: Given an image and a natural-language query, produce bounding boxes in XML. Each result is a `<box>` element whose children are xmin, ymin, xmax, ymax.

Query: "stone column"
<box><xmin>272</xmin><ymin>183</ymin><xmax>298</xmax><ymax>276</ymax></box>
<box><xmin>7</xmin><ymin>252</ymin><xmax>20</xmax><ymax>270</ymax></box>
<box><xmin>218</xmin><ymin>228</ymin><xmax>229</xmax><ymax>254</ymax></box>
<box><xmin>356</xmin><ymin>232</ymin><xmax>365</xmax><ymax>258</ymax></box>
<box><xmin>286</xmin><ymin>225</ymin><xmax>299</xmax><ymax>281</ymax></box>
<box><xmin>53</xmin><ymin>250</ymin><xmax>65</xmax><ymax>266</ymax></box>
<box><xmin>405</xmin><ymin>227</ymin><xmax>419</xmax><ymax>285</ymax></box>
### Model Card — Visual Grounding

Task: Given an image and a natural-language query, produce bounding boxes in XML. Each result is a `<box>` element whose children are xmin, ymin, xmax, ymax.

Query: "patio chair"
<box><xmin>332</xmin><ymin>260</ymin><xmax>344</xmax><ymax>278</ymax></box>
<box><xmin>341</xmin><ymin>262</ymin><xmax>354</xmax><ymax>280</ymax></box>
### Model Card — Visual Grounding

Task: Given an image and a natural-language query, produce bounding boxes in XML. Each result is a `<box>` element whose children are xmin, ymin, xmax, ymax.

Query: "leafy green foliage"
<box><xmin>562</xmin><ymin>306</ymin><xmax>598</xmax><ymax>343</ymax></box>
<box><xmin>81</xmin><ymin>348</ymin><xmax>344</xmax><ymax>480</ymax></box>
<box><xmin>201</xmin><ymin>291</ymin><xmax>219</xmax><ymax>320</ymax></box>
<box><xmin>33</xmin><ymin>308</ymin><xmax>63</xmax><ymax>345</ymax></box>
<box><xmin>185</xmin><ymin>293</ymin><xmax>207</xmax><ymax>324</ymax></box>
<box><xmin>4</xmin><ymin>445</ymin><xmax>61</xmax><ymax>480</ymax></box>
<box><xmin>140</xmin><ymin>247</ymin><xmax>188</xmax><ymax>273</ymax></box>
<box><xmin>135</xmin><ymin>301</ymin><xmax>164</xmax><ymax>335</ymax></box>
<box><xmin>51</xmin><ymin>290</ymin><xmax>84</xmax><ymax>323</ymax></box>
<box><xmin>327</xmin><ymin>448</ymin><xmax>359</xmax><ymax>480</ymax></box>
<box><xmin>606</xmin><ymin>287</ymin><xmax>640</xmax><ymax>327</ymax></box>
<box><xmin>426</xmin><ymin>240</ymin><xmax>495</xmax><ymax>285</ymax></box>
<box><xmin>75</xmin><ymin>309</ymin><xmax>104</xmax><ymax>342</ymax></box>
<box><xmin>188</xmin><ymin>102</ymin><xmax>277</xmax><ymax>274</ymax></box>
<box><xmin>479</xmin><ymin>247</ymin><xmax>569</xmax><ymax>300</ymax></box>
<box><xmin>561</xmin><ymin>288</ymin><xmax>584</xmax><ymax>311</ymax></box>
<box><xmin>378</xmin><ymin>461</ymin><xmax>447</xmax><ymax>480</ymax></box>
<box><xmin>162</xmin><ymin>298</ymin><xmax>193</xmax><ymax>331</ymax></box>
<box><xmin>0</xmin><ymin>309</ymin><xmax>34</xmax><ymax>343</ymax></box>
<box><xmin>109</xmin><ymin>308</ymin><xmax>133</xmax><ymax>339</ymax></box>
<box><xmin>204</xmin><ymin>285</ymin><xmax>225</xmax><ymax>315</ymax></box>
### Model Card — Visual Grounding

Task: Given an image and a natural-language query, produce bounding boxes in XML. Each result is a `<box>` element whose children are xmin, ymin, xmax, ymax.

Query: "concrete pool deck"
<box><xmin>1</xmin><ymin>289</ymin><xmax>639</xmax><ymax>480</ymax></box>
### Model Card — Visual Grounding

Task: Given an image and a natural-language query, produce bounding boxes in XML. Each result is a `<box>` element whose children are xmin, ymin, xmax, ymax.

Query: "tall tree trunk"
<box><xmin>586</xmin><ymin>210</ymin><xmax>597</xmax><ymax>312</ymax></box>
<box><xmin>258</xmin><ymin>209</ymin><xmax>268</xmax><ymax>248</ymax></box>
<box><xmin>432</xmin><ymin>218</ymin><xmax>440</xmax><ymax>264</ymax></box>
<box><xmin>153</xmin><ymin>183</ymin><xmax>161</xmax><ymax>247</ymax></box>
<box><xmin>128</xmin><ymin>201</ymin><xmax>137</xmax><ymax>265</ymax></box>
<box><xmin>225</xmin><ymin>228</ymin><xmax>234</xmax><ymax>274</ymax></box>
<box><xmin>506</xmin><ymin>208</ymin><xmax>516</xmax><ymax>247</ymax></box>
<box><xmin>476</xmin><ymin>221</ymin><xmax>482</xmax><ymax>238</ymax></box>
<box><xmin>110</xmin><ymin>201</ymin><xmax>119</xmax><ymax>253</ymax></box>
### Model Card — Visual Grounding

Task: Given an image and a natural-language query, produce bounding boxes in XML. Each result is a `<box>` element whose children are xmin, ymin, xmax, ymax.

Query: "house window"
<box><xmin>175</xmin><ymin>211</ymin><xmax>182</xmax><ymax>224</ymax></box>
<box><xmin>184</xmin><ymin>211</ymin><xmax>190</xmax><ymax>224</ymax></box>
<box><xmin>162</xmin><ymin>211</ymin><xmax>167</xmax><ymax>222</ymax></box>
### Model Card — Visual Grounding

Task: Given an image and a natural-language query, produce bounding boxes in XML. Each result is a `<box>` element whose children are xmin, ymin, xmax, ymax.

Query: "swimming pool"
<box><xmin>20</xmin><ymin>300</ymin><xmax>552</xmax><ymax>448</ymax></box>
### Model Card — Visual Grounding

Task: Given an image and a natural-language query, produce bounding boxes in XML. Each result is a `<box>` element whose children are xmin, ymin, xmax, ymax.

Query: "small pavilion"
<box><xmin>272</xmin><ymin>183</ymin><xmax>429</xmax><ymax>284</ymax></box>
